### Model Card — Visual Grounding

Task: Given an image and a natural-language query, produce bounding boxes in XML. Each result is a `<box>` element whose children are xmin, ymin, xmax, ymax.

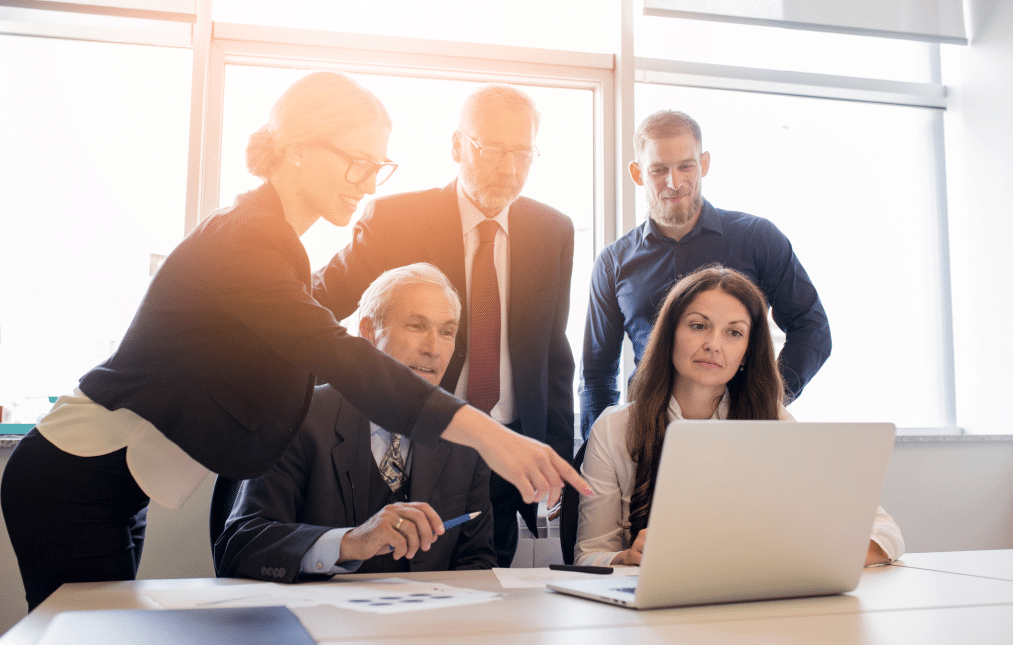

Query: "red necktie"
<box><xmin>467</xmin><ymin>219</ymin><xmax>501</xmax><ymax>414</ymax></box>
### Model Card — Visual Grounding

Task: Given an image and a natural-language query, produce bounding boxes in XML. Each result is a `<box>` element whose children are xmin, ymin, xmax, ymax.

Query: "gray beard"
<box><xmin>474</xmin><ymin>190</ymin><xmax>518</xmax><ymax>213</ymax></box>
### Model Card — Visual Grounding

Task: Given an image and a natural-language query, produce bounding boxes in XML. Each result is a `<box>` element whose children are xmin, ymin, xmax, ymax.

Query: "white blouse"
<box><xmin>35</xmin><ymin>389</ymin><xmax>210</xmax><ymax>509</ymax></box>
<box><xmin>574</xmin><ymin>392</ymin><xmax>905</xmax><ymax>567</ymax></box>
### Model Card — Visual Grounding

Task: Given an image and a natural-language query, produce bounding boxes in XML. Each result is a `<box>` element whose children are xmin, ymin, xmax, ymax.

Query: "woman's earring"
<box><xmin>739</xmin><ymin>364</ymin><xmax>745</xmax><ymax>371</ymax></box>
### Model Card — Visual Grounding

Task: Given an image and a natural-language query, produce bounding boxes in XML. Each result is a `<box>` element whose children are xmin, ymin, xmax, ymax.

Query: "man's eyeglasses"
<box><xmin>310</xmin><ymin>141</ymin><xmax>398</xmax><ymax>186</ymax></box>
<box><xmin>457</xmin><ymin>131</ymin><xmax>539</xmax><ymax>165</ymax></box>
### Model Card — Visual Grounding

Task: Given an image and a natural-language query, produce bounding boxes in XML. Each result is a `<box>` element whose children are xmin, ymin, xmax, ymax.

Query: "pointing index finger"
<box><xmin>553</xmin><ymin>452</ymin><xmax>594</xmax><ymax>498</ymax></box>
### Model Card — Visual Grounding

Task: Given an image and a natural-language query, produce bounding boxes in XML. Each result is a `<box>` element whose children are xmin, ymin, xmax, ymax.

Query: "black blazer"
<box><xmin>214</xmin><ymin>385</ymin><xmax>496</xmax><ymax>582</ymax></box>
<box><xmin>78</xmin><ymin>184</ymin><xmax>463</xmax><ymax>479</ymax></box>
<box><xmin>313</xmin><ymin>181</ymin><xmax>575</xmax><ymax>460</ymax></box>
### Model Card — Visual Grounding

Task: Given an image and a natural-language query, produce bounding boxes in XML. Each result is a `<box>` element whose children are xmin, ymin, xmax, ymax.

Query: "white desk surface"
<box><xmin>4</xmin><ymin>552</ymin><xmax>1013</xmax><ymax>645</ymax></box>
<box><xmin>327</xmin><ymin>604</ymin><xmax>1013</xmax><ymax>645</ymax></box>
<box><xmin>893</xmin><ymin>548</ymin><xmax>1013</xmax><ymax>581</ymax></box>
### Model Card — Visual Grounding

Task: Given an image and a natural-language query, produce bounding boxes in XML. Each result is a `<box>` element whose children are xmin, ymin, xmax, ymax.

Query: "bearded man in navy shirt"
<box><xmin>579</xmin><ymin>110</ymin><xmax>831</xmax><ymax>439</ymax></box>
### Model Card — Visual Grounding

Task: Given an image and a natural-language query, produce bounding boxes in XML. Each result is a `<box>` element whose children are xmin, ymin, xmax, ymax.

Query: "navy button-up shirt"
<box><xmin>579</xmin><ymin>199</ymin><xmax>831</xmax><ymax>439</ymax></box>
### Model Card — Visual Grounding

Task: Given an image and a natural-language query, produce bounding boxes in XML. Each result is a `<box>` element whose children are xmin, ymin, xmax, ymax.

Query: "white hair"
<box><xmin>359</xmin><ymin>263</ymin><xmax>461</xmax><ymax>329</ymax></box>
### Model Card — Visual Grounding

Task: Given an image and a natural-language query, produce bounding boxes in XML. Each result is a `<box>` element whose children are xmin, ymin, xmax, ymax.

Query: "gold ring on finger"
<box><xmin>394</xmin><ymin>517</ymin><xmax>403</xmax><ymax>531</ymax></box>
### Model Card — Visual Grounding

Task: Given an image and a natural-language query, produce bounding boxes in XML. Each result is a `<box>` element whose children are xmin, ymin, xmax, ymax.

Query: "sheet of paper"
<box><xmin>493</xmin><ymin>566</ymin><xmax>641</xmax><ymax>589</ymax></box>
<box><xmin>143</xmin><ymin>583</ymin><xmax>317</xmax><ymax>610</ymax></box>
<box><xmin>145</xmin><ymin>578</ymin><xmax>500</xmax><ymax>615</ymax></box>
<box><xmin>295</xmin><ymin>578</ymin><xmax>501</xmax><ymax>614</ymax></box>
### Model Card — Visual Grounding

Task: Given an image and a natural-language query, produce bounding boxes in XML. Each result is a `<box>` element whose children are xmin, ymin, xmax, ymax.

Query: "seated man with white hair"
<box><xmin>215</xmin><ymin>263</ymin><xmax>495</xmax><ymax>581</ymax></box>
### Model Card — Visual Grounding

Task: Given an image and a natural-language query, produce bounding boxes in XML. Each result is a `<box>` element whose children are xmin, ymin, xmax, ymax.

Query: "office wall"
<box><xmin>882</xmin><ymin>439</ymin><xmax>1013</xmax><ymax>552</ymax></box>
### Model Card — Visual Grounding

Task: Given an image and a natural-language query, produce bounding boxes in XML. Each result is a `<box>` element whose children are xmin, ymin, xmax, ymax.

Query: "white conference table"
<box><xmin>892</xmin><ymin>549</ymin><xmax>1013</xmax><ymax>582</ymax></box>
<box><xmin>3</xmin><ymin>551</ymin><xmax>1013</xmax><ymax>644</ymax></box>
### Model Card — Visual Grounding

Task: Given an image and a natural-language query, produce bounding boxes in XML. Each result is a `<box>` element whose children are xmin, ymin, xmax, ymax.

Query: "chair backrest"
<box><xmin>559</xmin><ymin>440</ymin><xmax>588</xmax><ymax>565</ymax></box>
<box><xmin>208</xmin><ymin>475</ymin><xmax>243</xmax><ymax>573</ymax></box>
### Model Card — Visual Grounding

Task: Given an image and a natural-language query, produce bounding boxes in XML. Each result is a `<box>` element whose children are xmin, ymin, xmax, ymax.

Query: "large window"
<box><xmin>0</xmin><ymin>34</ymin><xmax>191</xmax><ymax>423</ymax></box>
<box><xmin>0</xmin><ymin>0</ymin><xmax>963</xmax><ymax>435</ymax></box>
<box><xmin>627</xmin><ymin>7</ymin><xmax>954</xmax><ymax>433</ymax></box>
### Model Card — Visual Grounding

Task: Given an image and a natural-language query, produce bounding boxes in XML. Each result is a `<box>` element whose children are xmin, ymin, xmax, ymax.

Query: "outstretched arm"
<box><xmin>442</xmin><ymin>405</ymin><xmax>593</xmax><ymax>508</ymax></box>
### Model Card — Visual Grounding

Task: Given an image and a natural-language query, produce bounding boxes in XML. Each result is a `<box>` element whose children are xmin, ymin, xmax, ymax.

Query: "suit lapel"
<box><xmin>330</xmin><ymin>399</ymin><xmax>372</xmax><ymax>527</ymax></box>
<box><xmin>507</xmin><ymin>202</ymin><xmax>540</xmax><ymax>343</ymax></box>
<box><xmin>424</xmin><ymin>181</ymin><xmax>468</xmax><ymax>303</ymax></box>
<box><xmin>408</xmin><ymin>438</ymin><xmax>450</xmax><ymax>511</ymax></box>
<box><xmin>425</xmin><ymin>181</ymin><xmax>468</xmax><ymax>391</ymax></box>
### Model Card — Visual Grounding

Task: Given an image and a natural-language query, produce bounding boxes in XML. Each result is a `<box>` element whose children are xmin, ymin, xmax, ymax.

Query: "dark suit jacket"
<box><xmin>214</xmin><ymin>385</ymin><xmax>496</xmax><ymax>582</ymax></box>
<box><xmin>313</xmin><ymin>181</ymin><xmax>575</xmax><ymax>460</ymax></box>
<box><xmin>77</xmin><ymin>184</ymin><xmax>463</xmax><ymax>479</ymax></box>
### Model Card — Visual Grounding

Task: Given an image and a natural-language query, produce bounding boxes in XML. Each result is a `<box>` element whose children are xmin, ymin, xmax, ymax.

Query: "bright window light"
<box><xmin>637</xmin><ymin>15</ymin><xmax>937</xmax><ymax>83</ymax></box>
<box><xmin>0</xmin><ymin>35</ymin><xmax>191</xmax><ymax>422</ymax></box>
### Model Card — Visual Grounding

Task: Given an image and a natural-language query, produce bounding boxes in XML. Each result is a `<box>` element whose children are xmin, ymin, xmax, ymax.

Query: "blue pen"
<box><xmin>441</xmin><ymin>511</ymin><xmax>481</xmax><ymax>532</ymax></box>
<box><xmin>384</xmin><ymin>511</ymin><xmax>481</xmax><ymax>553</ymax></box>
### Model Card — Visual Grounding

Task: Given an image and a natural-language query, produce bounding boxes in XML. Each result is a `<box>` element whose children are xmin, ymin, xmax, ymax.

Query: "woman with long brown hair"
<box><xmin>574</xmin><ymin>265</ymin><xmax>902</xmax><ymax>566</ymax></box>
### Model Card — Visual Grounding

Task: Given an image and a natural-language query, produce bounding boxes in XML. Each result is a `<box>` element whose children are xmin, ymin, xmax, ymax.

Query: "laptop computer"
<box><xmin>548</xmin><ymin>421</ymin><xmax>896</xmax><ymax>609</ymax></box>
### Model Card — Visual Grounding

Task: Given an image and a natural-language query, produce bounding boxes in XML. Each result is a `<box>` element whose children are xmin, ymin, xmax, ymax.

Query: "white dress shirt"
<box><xmin>452</xmin><ymin>180</ymin><xmax>517</xmax><ymax>425</ymax></box>
<box><xmin>574</xmin><ymin>392</ymin><xmax>905</xmax><ymax>567</ymax></box>
<box><xmin>35</xmin><ymin>389</ymin><xmax>210</xmax><ymax>510</ymax></box>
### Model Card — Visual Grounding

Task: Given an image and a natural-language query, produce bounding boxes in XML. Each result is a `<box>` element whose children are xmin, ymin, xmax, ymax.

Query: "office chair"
<box><xmin>559</xmin><ymin>440</ymin><xmax>588</xmax><ymax>565</ymax></box>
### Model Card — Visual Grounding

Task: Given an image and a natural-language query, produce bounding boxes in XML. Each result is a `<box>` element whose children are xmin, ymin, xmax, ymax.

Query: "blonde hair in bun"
<box><xmin>246</xmin><ymin>71</ymin><xmax>391</xmax><ymax>179</ymax></box>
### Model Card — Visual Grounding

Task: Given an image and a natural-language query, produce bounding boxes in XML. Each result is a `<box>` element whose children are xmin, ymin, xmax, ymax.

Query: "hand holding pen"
<box><xmin>335</xmin><ymin>503</ymin><xmax>483</xmax><ymax>564</ymax></box>
<box><xmin>336</xmin><ymin>502</ymin><xmax>445</xmax><ymax>564</ymax></box>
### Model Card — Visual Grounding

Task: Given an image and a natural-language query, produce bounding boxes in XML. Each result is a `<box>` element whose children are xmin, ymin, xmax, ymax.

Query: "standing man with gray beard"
<box><xmin>313</xmin><ymin>84</ymin><xmax>575</xmax><ymax>567</ymax></box>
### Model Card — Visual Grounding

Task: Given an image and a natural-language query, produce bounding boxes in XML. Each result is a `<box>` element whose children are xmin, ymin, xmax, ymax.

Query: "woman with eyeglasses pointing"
<box><xmin>1</xmin><ymin>71</ymin><xmax>591</xmax><ymax>611</ymax></box>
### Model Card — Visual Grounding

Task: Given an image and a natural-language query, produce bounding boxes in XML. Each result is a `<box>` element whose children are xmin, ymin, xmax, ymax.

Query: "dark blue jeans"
<box><xmin>1</xmin><ymin>428</ymin><xmax>149</xmax><ymax>611</ymax></box>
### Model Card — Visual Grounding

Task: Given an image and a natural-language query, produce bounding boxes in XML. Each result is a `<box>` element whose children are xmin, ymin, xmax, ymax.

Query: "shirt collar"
<box><xmin>370</xmin><ymin>422</ymin><xmax>412</xmax><ymax>447</ymax></box>
<box><xmin>370</xmin><ymin>422</ymin><xmax>396</xmax><ymax>440</ymax></box>
<box><xmin>696</xmin><ymin>199</ymin><xmax>723</xmax><ymax>235</ymax></box>
<box><xmin>457</xmin><ymin>179</ymin><xmax>511</xmax><ymax>237</ymax></box>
